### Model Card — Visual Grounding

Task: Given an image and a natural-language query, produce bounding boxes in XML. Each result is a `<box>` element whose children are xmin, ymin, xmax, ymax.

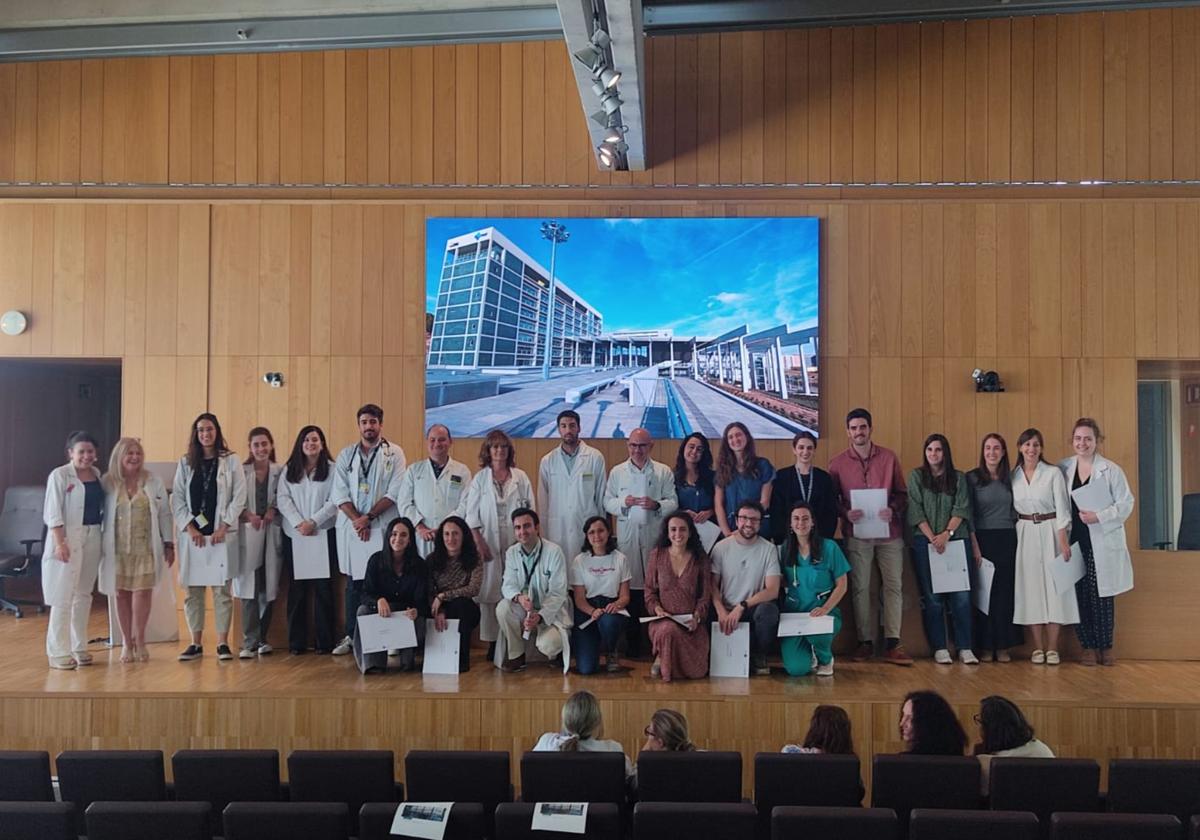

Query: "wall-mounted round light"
<box><xmin>0</xmin><ymin>310</ymin><xmax>28</xmax><ymax>336</ymax></box>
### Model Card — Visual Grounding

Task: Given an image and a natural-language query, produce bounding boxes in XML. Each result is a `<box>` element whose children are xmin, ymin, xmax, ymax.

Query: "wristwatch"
<box><xmin>739</xmin><ymin>600</ymin><xmax>749</xmax><ymax>611</ymax></box>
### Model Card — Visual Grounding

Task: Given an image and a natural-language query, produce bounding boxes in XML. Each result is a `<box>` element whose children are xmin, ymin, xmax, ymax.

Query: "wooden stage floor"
<box><xmin>2</xmin><ymin>605</ymin><xmax>1198</xmax><ymax>794</ymax></box>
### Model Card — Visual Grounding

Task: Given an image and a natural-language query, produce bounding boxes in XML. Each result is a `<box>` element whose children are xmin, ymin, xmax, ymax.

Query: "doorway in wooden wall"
<box><xmin>0</xmin><ymin>359</ymin><xmax>122</xmax><ymax>505</ymax></box>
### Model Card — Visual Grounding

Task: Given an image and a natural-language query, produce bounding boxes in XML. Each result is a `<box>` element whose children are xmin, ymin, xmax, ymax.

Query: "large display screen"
<box><xmin>425</xmin><ymin>217</ymin><xmax>820</xmax><ymax>440</ymax></box>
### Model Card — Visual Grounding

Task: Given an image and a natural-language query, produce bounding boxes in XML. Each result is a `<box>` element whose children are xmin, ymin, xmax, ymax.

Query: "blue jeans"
<box><xmin>573</xmin><ymin>596</ymin><xmax>627</xmax><ymax>675</ymax></box>
<box><xmin>911</xmin><ymin>536</ymin><xmax>973</xmax><ymax>652</ymax></box>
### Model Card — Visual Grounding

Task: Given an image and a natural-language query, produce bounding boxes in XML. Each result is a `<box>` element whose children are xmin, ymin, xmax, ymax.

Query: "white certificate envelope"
<box><xmin>348</xmin><ymin>527</ymin><xmax>383</xmax><ymax>581</ymax></box>
<box><xmin>709</xmin><ymin>621</ymin><xmax>750</xmax><ymax>678</ymax></box>
<box><xmin>390</xmin><ymin>802</ymin><xmax>454</xmax><ymax>840</ymax></box>
<box><xmin>578</xmin><ymin>610</ymin><xmax>630</xmax><ymax>630</ymax></box>
<box><xmin>1071</xmin><ymin>479</ymin><xmax>1114</xmax><ymax>514</ymax></box>
<box><xmin>1051</xmin><ymin>542</ymin><xmax>1086</xmax><ymax>595</ymax></box>
<box><xmin>930</xmin><ymin>540</ymin><xmax>971</xmax><ymax>594</ymax></box>
<box><xmin>695</xmin><ymin>520</ymin><xmax>722</xmax><ymax>552</ymax></box>
<box><xmin>973</xmin><ymin>557</ymin><xmax>996</xmax><ymax>615</ymax></box>
<box><xmin>422</xmin><ymin>618</ymin><xmax>461</xmax><ymax>675</ymax></box>
<box><xmin>357</xmin><ymin>613</ymin><xmax>418</xmax><ymax>654</ymax></box>
<box><xmin>777</xmin><ymin>612</ymin><xmax>836</xmax><ymax>637</ymax></box>
<box><xmin>850</xmin><ymin>488</ymin><xmax>890</xmax><ymax>539</ymax></box>
<box><xmin>531</xmin><ymin>803</ymin><xmax>589</xmax><ymax>835</ymax></box>
<box><xmin>291</xmin><ymin>533</ymin><xmax>332</xmax><ymax>580</ymax></box>
<box><xmin>628</xmin><ymin>474</ymin><xmax>650</xmax><ymax>526</ymax></box>
<box><xmin>182</xmin><ymin>540</ymin><xmax>227</xmax><ymax>586</ymax></box>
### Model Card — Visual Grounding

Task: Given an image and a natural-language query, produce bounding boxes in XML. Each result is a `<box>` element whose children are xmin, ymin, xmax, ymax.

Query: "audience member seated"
<box><xmin>783</xmin><ymin>704</ymin><xmax>856</xmax><ymax>755</ymax></box>
<box><xmin>900</xmin><ymin>690</ymin><xmax>968</xmax><ymax>755</ymax></box>
<box><xmin>972</xmin><ymin>695</ymin><xmax>1055</xmax><ymax>794</ymax></box>
<box><xmin>533</xmin><ymin>690</ymin><xmax>634</xmax><ymax>778</ymax></box>
<box><xmin>641</xmin><ymin>709</ymin><xmax>696</xmax><ymax>754</ymax></box>
<box><xmin>354</xmin><ymin>518</ymin><xmax>428</xmax><ymax>673</ymax></box>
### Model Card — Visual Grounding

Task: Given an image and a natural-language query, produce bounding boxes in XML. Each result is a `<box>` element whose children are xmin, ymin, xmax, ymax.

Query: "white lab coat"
<box><xmin>397</xmin><ymin>457</ymin><xmax>472</xmax><ymax>557</ymax></box>
<box><xmin>41</xmin><ymin>463</ymin><xmax>104</xmax><ymax>607</ymax></box>
<box><xmin>537</xmin><ymin>443</ymin><xmax>607</xmax><ymax>557</ymax></box>
<box><xmin>495</xmin><ymin>537</ymin><xmax>572</xmax><ymax>673</ymax></box>
<box><xmin>603</xmin><ymin>459</ymin><xmax>679</xmax><ymax>589</ymax></box>
<box><xmin>1057</xmin><ymin>454</ymin><xmax>1135</xmax><ymax>598</ymax></box>
<box><xmin>276</xmin><ymin>469</ymin><xmax>339</xmax><ymax>538</ymax></box>
<box><xmin>330</xmin><ymin>439</ymin><xmax>406</xmax><ymax>576</ymax></box>
<box><xmin>98</xmin><ymin>474</ymin><xmax>174</xmax><ymax>596</ymax></box>
<box><xmin>231</xmin><ymin>462</ymin><xmax>284</xmax><ymax>601</ymax></box>
<box><xmin>461</xmin><ymin>466</ymin><xmax>535</xmax><ymax>604</ymax></box>
<box><xmin>171</xmin><ymin>453</ymin><xmax>248</xmax><ymax>585</ymax></box>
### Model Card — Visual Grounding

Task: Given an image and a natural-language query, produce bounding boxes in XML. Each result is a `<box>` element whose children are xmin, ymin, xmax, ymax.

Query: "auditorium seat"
<box><xmin>771</xmin><ymin>805</ymin><xmax>899</xmax><ymax>840</ymax></box>
<box><xmin>287</xmin><ymin>749</ymin><xmax>399</xmax><ymax>835</ymax></box>
<box><xmin>406</xmin><ymin>750</ymin><xmax>512</xmax><ymax>835</ymax></box>
<box><xmin>495</xmin><ymin>802</ymin><xmax>622</xmax><ymax>840</ymax></box>
<box><xmin>359</xmin><ymin>802</ymin><xmax>486</xmax><ymax>840</ymax></box>
<box><xmin>1191</xmin><ymin>814</ymin><xmax>1199</xmax><ymax>840</ymax></box>
<box><xmin>85</xmin><ymin>801</ymin><xmax>213</xmax><ymax>840</ymax></box>
<box><xmin>1050</xmin><ymin>812</ymin><xmax>1183</xmax><ymax>840</ymax></box>
<box><xmin>1107</xmin><ymin>759</ymin><xmax>1200</xmax><ymax>823</ymax></box>
<box><xmin>0</xmin><ymin>802</ymin><xmax>75</xmax><ymax>840</ymax></box>
<box><xmin>0</xmin><ymin>750</ymin><xmax>53</xmax><ymax>800</ymax></box>
<box><xmin>989</xmin><ymin>758</ymin><xmax>1100</xmax><ymax>837</ymax></box>
<box><xmin>634</xmin><ymin>802</ymin><xmax>757</xmax><ymax>840</ymax></box>
<box><xmin>222</xmin><ymin>802</ymin><xmax>350</xmax><ymax>840</ymax></box>
<box><xmin>519</xmin><ymin>752</ymin><xmax>627</xmax><ymax>807</ymax></box>
<box><xmin>172</xmin><ymin>749</ymin><xmax>281</xmax><ymax>836</ymax></box>
<box><xmin>634</xmin><ymin>751</ymin><xmax>742</xmax><ymax>802</ymax></box>
<box><xmin>870</xmin><ymin>755</ymin><xmax>981</xmax><ymax>826</ymax></box>
<box><xmin>909</xmin><ymin>808</ymin><xmax>1040</xmax><ymax>840</ymax></box>
<box><xmin>754</xmin><ymin>753</ymin><xmax>863</xmax><ymax>839</ymax></box>
<box><xmin>56</xmin><ymin>749</ymin><xmax>167</xmax><ymax>832</ymax></box>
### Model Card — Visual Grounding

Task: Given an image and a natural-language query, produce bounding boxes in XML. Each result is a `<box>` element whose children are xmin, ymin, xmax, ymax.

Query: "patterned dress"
<box><xmin>114</xmin><ymin>489</ymin><xmax>156</xmax><ymax>591</ymax></box>
<box><xmin>644</xmin><ymin>548</ymin><xmax>712</xmax><ymax>681</ymax></box>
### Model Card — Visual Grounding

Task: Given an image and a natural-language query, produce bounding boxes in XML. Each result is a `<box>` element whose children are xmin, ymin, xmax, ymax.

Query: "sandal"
<box><xmin>995</xmin><ymin>650</ymin><xmax>1011</xmax><ymax>663</ymax></box>
<box><xmin>1045</xmin><ymin>650</ymin><xmax>1060</xmax><ymax>665</ymax></box>
<box><xmin>119</xmin><ymin>646</ymin><xmax>134</xmax><ymax>664</ymax></box>
<box><xmin>1031</xmin><ymin>649</ymin><xmax>1045</xmax><ymax>664</ymax></box>
<box><xmin>650</xmin><ymin>658</ymin><xmax>662</xmax><ymax>678</ymax></box>
<box><xmin>137</xmin><ymin>646</ymin><xmax>150</xmax><ymax>662</ymax></box>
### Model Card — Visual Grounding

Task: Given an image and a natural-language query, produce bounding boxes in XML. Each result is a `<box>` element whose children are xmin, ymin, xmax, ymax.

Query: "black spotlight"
<box><xmin>972</xmin><ymin>368</ymin><xmax>1004</xmax><ymax>393</ymax></box>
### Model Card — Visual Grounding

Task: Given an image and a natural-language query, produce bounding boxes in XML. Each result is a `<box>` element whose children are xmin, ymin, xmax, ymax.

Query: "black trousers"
<box><xmin>284</xmin><ymin>530</ymin><xmax>337</xmax><ymax>653</ymax></box>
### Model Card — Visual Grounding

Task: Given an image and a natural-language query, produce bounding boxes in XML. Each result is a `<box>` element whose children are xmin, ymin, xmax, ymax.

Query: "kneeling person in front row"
<box><xmin>354</xmin><ymin>517</ymin><xmax>428</xmax><ymax>673</ymax></box>
<box><xmin>496</xmin><ymin>508</ymin><xmax>571</xmax><ymax>672</ymax></box>
<box><xmin>711</xmin><ymin>500</ymin><xmax>781</xmax><ymax>675</ymax></box>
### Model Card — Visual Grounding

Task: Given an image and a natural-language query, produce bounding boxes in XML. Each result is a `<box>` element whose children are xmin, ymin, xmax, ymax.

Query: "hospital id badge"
<box><xmin>193</xmin><ymin>513</ymin><xmax>210</xmax><ymax>529</ymax></box>
<box><xmin>359</xmin><ymin>481</ymin><xmax>370</xmax><ymax>494</ymax></box>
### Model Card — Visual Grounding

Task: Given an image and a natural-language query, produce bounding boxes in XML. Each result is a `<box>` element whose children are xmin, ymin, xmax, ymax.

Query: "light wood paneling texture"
<box><xmin>3</xmin><ymin>9</ymin><xmax>1200</xmax><ymax>187</ymax></box>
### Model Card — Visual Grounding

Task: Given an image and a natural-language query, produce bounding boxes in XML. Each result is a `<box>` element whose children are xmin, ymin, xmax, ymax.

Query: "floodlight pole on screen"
<box><xmin>540</xmin><ymin>220</ymin><xmax>570</xmax><ymax>381</ymax></box>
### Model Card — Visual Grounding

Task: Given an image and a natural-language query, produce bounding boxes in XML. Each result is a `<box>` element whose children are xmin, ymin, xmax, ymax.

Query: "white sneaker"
<box><xmin>933</xmin><ymin>648</ymin><xmax>952</xmax><ymax>664</ymax></box>
<box><xmin>257</xmin><ymin>642</ymin><xmax>273</xmax><ymax>655</ymax></box>
<box><xmin>387</xmin><ymin>648</ymin><xmax>401</xmax><ymax>657</ymax></box>
<box><xmin>331</xmin><ymin>636</ymin><xmax>353</xmax><ymax>656</ymax></box>
<box><xmin>238</xmin><ymin>647</ymin><xmax>256</xmax><ymax>660</ymax></box>
<box><xmin>960</xmin><ymin>649</ymin><xmax>979</xmax><ymax>665</ymax></box>
<box><xmin>815</xmin><ymin>658</ymin><xmax>834</xmax><ymax>677</ymax></box>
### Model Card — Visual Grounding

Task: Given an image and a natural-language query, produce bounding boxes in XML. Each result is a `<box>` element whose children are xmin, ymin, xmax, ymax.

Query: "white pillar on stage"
<box><xmin>739</xmin><ymin>338</ymin><xmax>751</xmax><ymax>390</ymax></box>
<box><xmin>776</xmin><ymin>336</ymin><xmax>789</xmax><ymax>400</ymax></box>
<box><xmin>801</xmin><ymin>340</ymin><xmax>815</xmax><ymax>396</ymax></box>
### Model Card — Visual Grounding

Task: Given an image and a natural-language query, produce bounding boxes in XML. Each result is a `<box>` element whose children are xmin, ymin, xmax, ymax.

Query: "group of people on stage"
<box><xmin>40</xmin><ymin>401</ymin><xmax>1134</xmax><ymax>676</ymax></box>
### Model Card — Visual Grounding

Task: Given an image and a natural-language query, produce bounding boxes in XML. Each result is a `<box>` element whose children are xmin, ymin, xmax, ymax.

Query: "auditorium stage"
<box><xmin>2</xmin><ymin>607</ymin><xmax>1198</xmax><ymax>796</ymax></box>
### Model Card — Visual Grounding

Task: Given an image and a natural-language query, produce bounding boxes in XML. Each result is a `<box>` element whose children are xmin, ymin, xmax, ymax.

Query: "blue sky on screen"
<box><xmin>426</xmin><ymin>217</ymin><xmax>819</xmax><ymax>338</ymax></box>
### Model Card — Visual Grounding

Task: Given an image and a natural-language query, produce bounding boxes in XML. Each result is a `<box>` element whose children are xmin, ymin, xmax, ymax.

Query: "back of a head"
<box><xmin>978</xmin><ymin>695</ymin><xmax>1035</xmax><ymax>754</ymax></box>
<box><xmin>802</xmin><ymin>705</ymin><xmax>855</xmax><ymax>755</ymax></box>
<box><xmin>651</xmin><ymin>709</ymin><xmax>695</xmax><ymax>752</ymax></box>
<box><xmin>560</xmin><ymin>691</ymin><xmax>602</xmax><ymax>751</ymax></box>
<box><xmin>907</xmin><ymin>691</ymin><xmax>967</xmax><ymax>756</ymax></box>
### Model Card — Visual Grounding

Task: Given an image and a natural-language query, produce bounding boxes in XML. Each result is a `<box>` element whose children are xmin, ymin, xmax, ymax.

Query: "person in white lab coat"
<box><xmin>276</xmin><ymin>425</ymin><xmax>339</xmax><ymax>654</ymax></box>
<box><xmin>496</xmin><ymin>507</ymin><xmax>571</xmax><ymax>672</ymax></box>
<box><xmin>172</xmin><ymin>413</ymin><xmax>247</xmax><ymax>662</ymax></box>
<box><xmin>42</xmin><ymin>431</ymin><xmax>105</xmax><ymax>670</ymax></box>
<box><xmin>1011</xmin><ymin>428</ymin><xmax>1077</xmax><ymax>666</ymax></box>
<box><xmin>461</xmin><ymin>428</ymin><xmax>535</xmax><ymax>655</ymax></box>
<box><xmin>232</xmin><ymin>427</ymin><xmax>284</xmax><ymax>659</ymax></box>
<box><xmin>1057</xmin><ymin>418</ymin><xmax>1135</xmax><ymax>666</ymax></box>
<box><xmin>537</xmin><ymin>409</ymin><xmax>606</xmax><ymax>553</ymax></box>
<box><xmin>603</xmin><ymin>427</ymin><xmax>678</xmax><ymax>658</ymax></box>
<box><xmin>330</xmin><ymin>403</ymin><xmax>406</xmax><ymax>656</ymax></box>
<box><xmin>100</xmin><ymin>437</ymin><xmax>174</xmax><ymax>663</ymax></box>
<box><xmin>397</xmin><ymin>424</ymin><xmax>471</xmax><ymax>558</ymax></box>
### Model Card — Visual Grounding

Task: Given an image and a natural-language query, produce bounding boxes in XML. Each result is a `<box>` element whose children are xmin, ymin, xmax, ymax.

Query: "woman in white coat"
<box><xmin>460</xmin><ymin>429</ymin><xmax>534</xmax><ymax>655</ymax></box>
<box><xmin>1011</xmin><ymin>428</ymin><xmax>1077</xmax><ymax>666</ymax></box>
<box><xmin>172</xmin><ymin>413</ymin><xmax>247</xmax><ymax>662</ymax></box>
<box><xmin>42</xmin><ymin>431</ymin><xmax>105</xmax><ymax>670</ymax></box>
<box><xmin>100</xmin><ymin>437</ymin><xmax>174</xmax><ymax>662</ymax></box>
<box><xmin>232</xmin><ymin>426</ymin><xmax>284</xmax><ymax>659</ymax></box>
<box><xmin>1057</xmin><ymin>418</ymin><xmax>1134</xmax><ymax>666</ymax></box>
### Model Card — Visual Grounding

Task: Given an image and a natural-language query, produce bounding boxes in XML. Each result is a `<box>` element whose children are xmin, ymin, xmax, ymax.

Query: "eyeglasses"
<box><xmin>628</xmin><ymin>442</ymin><xmax>650</xmax><ymax>449</ymax></box>
<box><xmin>644</xmin><ymin>726</ymin><xmax>659</xmax><ymax>738</ymax></box>
<box><xmin>972</xmin><ymin>714</ymin><xmax>982</xmax><ymax>724</ymax></box>
<box><xmin>736</xmin><ymin>515</ymin><xmax>762</xmax><ymax>524</ymax></box>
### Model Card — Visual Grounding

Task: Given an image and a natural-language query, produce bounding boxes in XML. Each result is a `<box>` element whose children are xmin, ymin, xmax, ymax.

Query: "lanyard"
<box><xmin>192</xmin><ymin>457</ymin><xmax>218</xmax><ymax>515</ymax></box>
<box><xmin>355</xmin><ymin>441</ymin><xmax>383</xmax><ymax>484</ymax></box>
<box><xmin>795</xmin><ymin>467</ymin><xmax>813</xmax><ymax>503</ymax></box>
<box><xmin>521</xmin><ymin>540</ymin><xmax>544</xmax><ymax>593</ymax></box>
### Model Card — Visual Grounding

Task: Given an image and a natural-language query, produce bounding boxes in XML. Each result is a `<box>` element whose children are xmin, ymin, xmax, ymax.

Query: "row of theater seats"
<box><xmin>1</xmin><ymin>801</ymin><xmax>1197</xmax><ymax>840</ymax></box>
<box><xmin>1</xmin><ymin>748</ymin><xmax>1198</xmax><ymax>839</ymax></box>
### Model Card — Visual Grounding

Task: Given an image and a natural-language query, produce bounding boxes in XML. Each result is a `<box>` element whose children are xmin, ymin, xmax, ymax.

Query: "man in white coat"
<box><xmin>496</xmin><ymin>507</ymin><xmax>571</xmax><ymax>672</ymax></box>
<box><xmin>537</xmin><ymin>410</ymin><xmax>606</xmax><ymax>558</ymax></box>
<box><xmin>603</xmin><ymin>427</ymin><xmax>678</xmax><ymax>657</ymax></box>
<box><xmin>330</xmin><ymin>403</ymin><xmax>406</xmax><ymax>655</ymax></box>
<box><xmin>397</xmin><ymin>424</ymin><xmax>471</xmax><ymax>557</ymax></box>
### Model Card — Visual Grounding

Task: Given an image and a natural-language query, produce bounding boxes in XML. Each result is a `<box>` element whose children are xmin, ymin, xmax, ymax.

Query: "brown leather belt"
<box><xmin>1018</xmin><ymin>513</ymin><xmax>1056</xmax><ymax>523</ymax></box>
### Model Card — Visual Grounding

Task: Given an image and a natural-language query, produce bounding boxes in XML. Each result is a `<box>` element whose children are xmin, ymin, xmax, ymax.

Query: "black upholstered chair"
<box><xmin>56</xmin><ymin>749</ymin><xmax>167</xmax><ymax>832</ymax></box>
<box><xmin>871</xmin><ymin>755</ymin><xmax>981</xmax><ymax>822</ymax></box>
<box><xmin>519</xmin><ymin>752</ymin><xmax>627</xmax><ymax>807</ymax></box>
<box><xmin>754</xmin><ymin>753</ymin><xmax>862</xmax><ymax>837</ymax></box>
<box><xmin>1107</xmin><ymin>759</ymin><xmax>1200</xmax><ymax>823</ymax></box>
<box><xmin>172</xmin><ymin>749</ymin><xmax>281</xmax><ymax>836</ymax></box>
<box><xmin>0</xmin><ymin>751</ymin><xmax>53</xmax><ymax>801</ymax></box>
<box><xmin>0</xmin><ymin>802</ymin><xmax>76</xmax><ymax>840</ymax></box>
<box><xmin>1050</xmin><ymin>812</ymin><xmax>1183</xmax><ymax>840</ymax></box>
<box><xmin>406</xmin><ymin>750</ymin><xmax>512</xmax><ymax>834</ymax></box>
<box><xmin>287</xmin><ymin>749</ymin><xmax>399</xmax><ymax>835</ymax></box>
<box><xmin>989</xmin><ymin>758</ymin><xmax>1100</xmax><ymax>837</ymax></box>
<box><xmin>359</xmin><ymin>802</ymin><xmax>486</xmax><ymax>840</ymax></box>
<box><xmin>771</xmin><ymin>806</ymin><xmax>899</xmax><ymax>840</ymax></box>
<box><xmin>635</xmin><ymin>751</ymin><xmax>742</xmax><ymax>803</ymax></box>
<box><xmin>634</xmin><ymin>802</ymin><xmax>756</xmax><ymax>840</ymax></box>
<box><xmin>495</xmin><ymin>802</ymin><xmax>622</xmax><ymax>840</ymax></box>
<box><xmin>910</xmin><ymin>808</ymin><xmax>1040</xmax><ymax>840</ymax></box>
<box><xmin>0</xmin><ymin>486</ymin><xmax>46</xmax><ymax>618</ymax></box>
<box><xmin>222</xmin><ymin>802</ymin><xmax>350</xmax><ymax>840</ymax></box>
<box><xmin>85</xmin><ymin>801</ymin><xmax>213</xmax><ymax>840</ymax></box>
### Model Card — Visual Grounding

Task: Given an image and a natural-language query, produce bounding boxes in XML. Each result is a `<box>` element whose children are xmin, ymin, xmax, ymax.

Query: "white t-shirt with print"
<box><xmin>569</xmin><ymin>551</ymin><xmax>632</xmax><ymax>599</ymax></box>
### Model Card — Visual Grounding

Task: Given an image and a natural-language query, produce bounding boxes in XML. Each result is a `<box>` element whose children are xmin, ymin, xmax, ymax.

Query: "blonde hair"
<box><xmin>106</xmin><ymin>437</ymin><xmax>149</xmax><ymax>492</ymax></box>
<box><xmin>649</xmin><ymin>709</ymin><xmax>695</xmax><ymax>752</ymax></box>
<box><xmin>558</xmin><ymin>691</ymin><xmax>603</xmax><ymax>751</ymax></box>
